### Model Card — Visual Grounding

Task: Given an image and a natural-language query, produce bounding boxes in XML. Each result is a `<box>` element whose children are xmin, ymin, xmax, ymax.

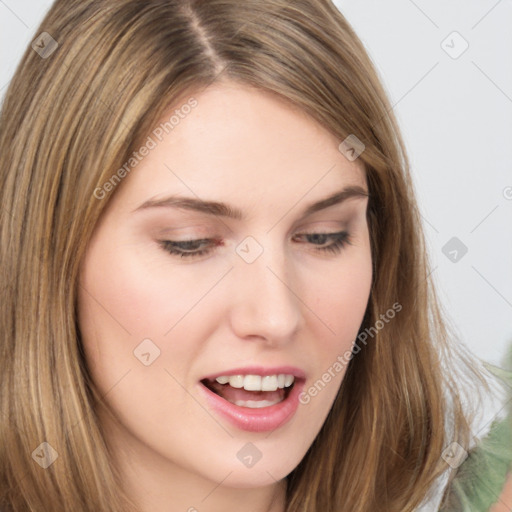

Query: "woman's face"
<box><xmin>77</xmin><ymin>82</ymin><xmax>372</xmax><ymax>496</ymax></box>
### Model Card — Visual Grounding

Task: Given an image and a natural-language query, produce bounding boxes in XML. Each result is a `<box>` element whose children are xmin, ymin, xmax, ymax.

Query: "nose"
<box><xmin>228</xmin><ymin>239</ymin><xmax>303</xmax><ymax>346</ymax></box>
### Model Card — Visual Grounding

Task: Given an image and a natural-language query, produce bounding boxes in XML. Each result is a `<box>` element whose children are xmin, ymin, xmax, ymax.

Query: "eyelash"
<box><xmin>158</xmin><ymin>231</ymin><xmax>352</xmax><ymax>259</ymax></box>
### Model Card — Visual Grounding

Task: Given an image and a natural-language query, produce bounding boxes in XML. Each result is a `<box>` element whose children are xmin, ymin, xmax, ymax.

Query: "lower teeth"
<box><xmin>232</xmin><ymin>398</ymin><xmax>283</xmax><ymax>408</ymax></box>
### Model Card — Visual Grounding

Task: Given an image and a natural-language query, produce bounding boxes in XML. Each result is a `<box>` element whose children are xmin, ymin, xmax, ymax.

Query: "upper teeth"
<box><xmin>215</xmin><ymin>374</ymin><xmax>295</xmax><ymax>391</ymax></box>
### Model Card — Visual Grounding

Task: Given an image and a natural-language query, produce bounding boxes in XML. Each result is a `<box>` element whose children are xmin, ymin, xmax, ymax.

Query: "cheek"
<box><xmin>296</xmin><ymin>252</ymin><xmax>372</xmax><ymax>423</ymax></box>
<box><xmin>313</xmin><ymin>248</ymin><xmax>373</xmax><ymax>348</ymax></box>
<box><xmin>76</xmin><ymin>234</ymin><xmax>236</xmax><ymax>408</ymax></box>
<box><xmin>77</xmin><ymin>235</ymin><xmax>221</xmax><ymax>345</ymax></box>
<box><xmin>76</xmin><ymin>237</ymin><xmax>201</xmax><ymax>395</ymax></box>
<box><xmin>76</xmin><ymin>244</ymin><xmax>207</xmax><ymax>437</ymax></box>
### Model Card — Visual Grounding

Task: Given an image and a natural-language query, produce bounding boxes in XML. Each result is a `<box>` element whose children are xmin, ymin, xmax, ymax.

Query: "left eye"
<box><xmin>159</xmin><ymin>231</ymin><xmax>351</xmax><ymax>259</ymax></box>
<box><xmin>292</xmin><ymin>231</ymin><xmax>352</xmax><ymax>254</ymax></box>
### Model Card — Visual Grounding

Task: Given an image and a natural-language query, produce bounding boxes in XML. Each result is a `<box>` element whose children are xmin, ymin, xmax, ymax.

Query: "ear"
<box><xmin>490</xmin><ymin>471</ymin><xmax>512</xmax><ymax>512</ymax></box>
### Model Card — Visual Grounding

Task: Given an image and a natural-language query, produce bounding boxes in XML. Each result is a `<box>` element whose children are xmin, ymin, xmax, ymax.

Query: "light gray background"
<box><xmin>1</xmin><ymin>0</ymin><xmax>511</xmax><ymax>368</ymax></box>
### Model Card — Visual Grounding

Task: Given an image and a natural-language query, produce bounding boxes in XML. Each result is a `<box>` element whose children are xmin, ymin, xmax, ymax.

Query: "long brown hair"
<box><xmin>0</xmin><ymin>0</ymin><xmax>490</xmax><ymax>510</ymax></box>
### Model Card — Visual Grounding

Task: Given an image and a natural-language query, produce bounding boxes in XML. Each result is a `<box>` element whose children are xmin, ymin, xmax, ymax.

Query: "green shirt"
<box><xmin>439</xmin><ymin>347</ymin><xmax>512</xmax><ymax>511</ymax></box>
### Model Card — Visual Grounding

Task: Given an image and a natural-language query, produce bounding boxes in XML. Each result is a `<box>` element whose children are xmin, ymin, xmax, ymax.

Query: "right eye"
<box><xmin>158</xmin><ymin>238</ymin><xmax>220</xmax><ymax>259</ymax></box>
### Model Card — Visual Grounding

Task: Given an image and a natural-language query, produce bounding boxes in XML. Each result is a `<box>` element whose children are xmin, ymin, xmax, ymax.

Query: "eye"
<box><xmin>158</xmin><ymin>231</ymin><xmax>351</xmax><ymax>259</ymax></box>
<box><xmin>291</xmin><ymin>231</ymin><xmax>352</xmax><ymax>254</ymax></box>
<box><xmin>158</xmin><ymin>238</ymin><xmax>219</xmax><ymax>259</ymax></box>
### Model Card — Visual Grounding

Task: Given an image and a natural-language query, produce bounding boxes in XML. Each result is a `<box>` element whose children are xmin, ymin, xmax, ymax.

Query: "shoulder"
<box><xmin>439</xmin><ymin>345</ymin><xmax>512</xmax><ymax>511</ymax></box>
<box><xmin>489</xmin><ymin>471</ymin><xmax>512</xmax><ymax>511</ymax></box>
<box><xmin>449</xmin><ymin>414</ymin><xmax>512</xmax><ymax>511</ymax></box>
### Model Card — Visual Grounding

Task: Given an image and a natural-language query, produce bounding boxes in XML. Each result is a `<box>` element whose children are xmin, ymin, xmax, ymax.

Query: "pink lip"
<box><xmin>198</xmin><ymin>377</ymin><xmax>305</xmax><ymax>432</ymax></box>
<box><xmin>200</xmin><ymin>365</ymin><xmax>306</xmax><ymax>380</ymax></box>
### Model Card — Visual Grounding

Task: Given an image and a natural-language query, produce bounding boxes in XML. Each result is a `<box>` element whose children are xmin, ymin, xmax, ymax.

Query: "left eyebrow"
<box><xmin>132</xmin><ymin>184</ymin><xmax>369</xmax><ymax>220</ymax></box>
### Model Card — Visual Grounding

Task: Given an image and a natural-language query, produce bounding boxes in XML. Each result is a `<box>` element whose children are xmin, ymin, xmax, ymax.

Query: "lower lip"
<box><xmin>198</xmin><ymin>380</ymin><xmax>305</xmax><ymax>433</ymax></box>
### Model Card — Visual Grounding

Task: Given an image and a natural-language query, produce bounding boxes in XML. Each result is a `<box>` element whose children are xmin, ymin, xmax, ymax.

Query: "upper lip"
<box><xmin>200</xmin><ymin>365</ymin><xmax>306</xmax><ymax>381</ymax></box>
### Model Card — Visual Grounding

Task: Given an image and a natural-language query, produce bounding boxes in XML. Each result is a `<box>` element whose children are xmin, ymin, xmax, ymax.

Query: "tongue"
<box><xmin>207</xmin><ymin>380</ymin><xmax>286</xmax><ymax>404</ymax></box>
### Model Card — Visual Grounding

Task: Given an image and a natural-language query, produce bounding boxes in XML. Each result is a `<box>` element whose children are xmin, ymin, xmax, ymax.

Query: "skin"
<box><xmin>490</xmin><ymin>472</ymin><xmax>512</xmax><ymax>511</ymax></box>
<box><xmin>77</xmin><ymin>81</ymin><xmax>373</xmax><ymax>512</ymax></box>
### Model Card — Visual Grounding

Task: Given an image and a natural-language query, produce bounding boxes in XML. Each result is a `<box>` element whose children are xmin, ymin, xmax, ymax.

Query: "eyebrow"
<box><xmin>132</xmin><ymin>185</ymin><xmax>369</xmax><ymax>220</ymax></box>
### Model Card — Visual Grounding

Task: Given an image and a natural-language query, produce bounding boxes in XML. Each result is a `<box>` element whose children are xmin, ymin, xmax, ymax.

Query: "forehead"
<box><xmin>109</xmin><ymin>81</ymin><xmax>367</xmax><ymax>212</ymax></box>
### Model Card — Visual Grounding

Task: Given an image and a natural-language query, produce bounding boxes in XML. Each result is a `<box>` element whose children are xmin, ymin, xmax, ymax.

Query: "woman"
<box><xmin>0</xmin><ymin>0</ymin><xmax>510</xmax><ymax>510</ymax></box>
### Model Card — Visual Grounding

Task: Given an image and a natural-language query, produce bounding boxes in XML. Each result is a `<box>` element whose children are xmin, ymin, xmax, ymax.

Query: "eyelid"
<box><xmin>290</xmin><ymin>220</ymin><xmax>351</xmax><ymax>238</ymax></box>
<box><xmin>156</xmin><ymin>225</ymin><xmax>216</xmax><ymax>237</ymax></box>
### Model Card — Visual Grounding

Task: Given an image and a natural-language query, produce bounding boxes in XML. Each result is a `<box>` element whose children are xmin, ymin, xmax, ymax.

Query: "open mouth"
<box><xmin>200</xmin><ymin>374</ymin><xmax>296</xmax><ymax>409</ymax></box>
